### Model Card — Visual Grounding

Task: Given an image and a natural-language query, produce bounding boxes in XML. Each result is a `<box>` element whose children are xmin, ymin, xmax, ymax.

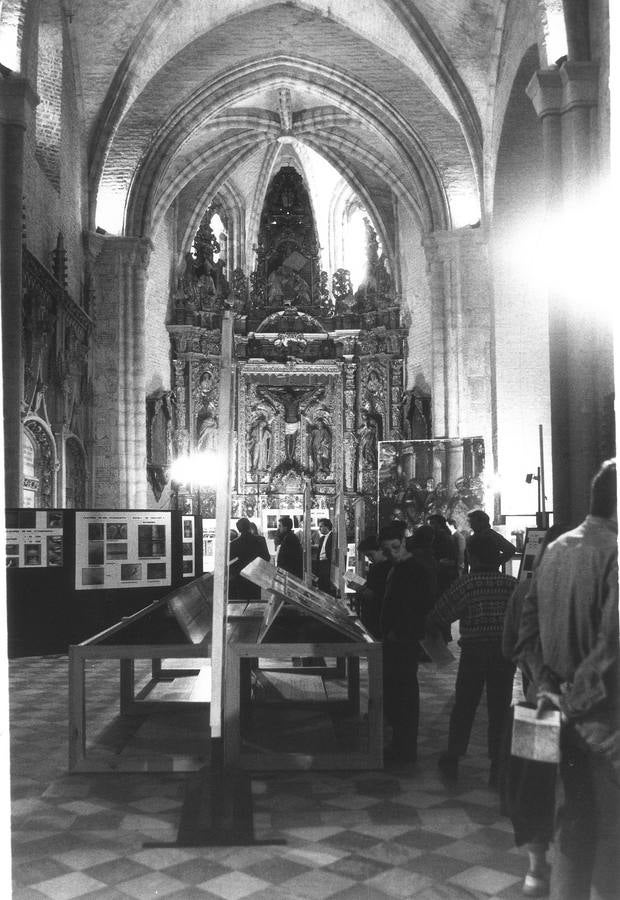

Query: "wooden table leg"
<box><xmin>68</xmin><ymin>648</ymin><xmax>86</xmax><ymax>772</ymax></box>
<box><xmin>120</xmin><ymin>658</ymin><xmax>135</xmax><ymax>715</ymax></box>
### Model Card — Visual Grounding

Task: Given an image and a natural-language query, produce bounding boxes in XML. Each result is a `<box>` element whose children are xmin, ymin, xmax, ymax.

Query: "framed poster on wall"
<box><xmin>5</xmin><ymin>509</ymin><xmax>64</xmax><ymax>568</ymax></box>
<box><xmin>181</xmin><ymin>515</ymin><xmax>195</xmax><ymax>578</ymax></box>
<box><xmin>75</xmin><ymin>510</ymin><xmax>172</xmax><ymax>590</ymax></box>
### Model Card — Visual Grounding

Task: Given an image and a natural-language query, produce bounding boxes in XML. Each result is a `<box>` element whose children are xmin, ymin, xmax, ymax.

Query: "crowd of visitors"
<box><xmin>225</xmin><ymin>460</ymin><xmax>618</xmax><ymax>898</ymax></box>
<box><xmin>351</xmin><ymin>459</ymin><xmax>618</xmax><ymax>899</ymax></box>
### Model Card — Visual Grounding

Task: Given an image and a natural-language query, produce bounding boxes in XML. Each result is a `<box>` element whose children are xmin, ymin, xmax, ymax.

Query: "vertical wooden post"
<box><xmin>303</xmin><ymin>477</ymin><xmax>312</xmax><ymax>586</ymax></box>
<box><xmin>210</xmin><ymin>311</ymin><xmax>235</xmax><ymax>742</ymax></box>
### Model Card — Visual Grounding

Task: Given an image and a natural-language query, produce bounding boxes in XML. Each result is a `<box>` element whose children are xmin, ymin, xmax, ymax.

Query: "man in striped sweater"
<box><xmin>426</xmin><ymin>532</ymin><xmax>517</xmax><ymax>786</ymax></box>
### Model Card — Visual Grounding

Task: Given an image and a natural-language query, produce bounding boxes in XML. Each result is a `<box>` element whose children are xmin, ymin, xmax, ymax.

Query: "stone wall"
<box><xmin>145</xmin><ymin>213</ymin><xmax>175</xmax><ymax>396</ymax></box>
<box><xmin>24</xmin><ymin>16</ymin><xmax>85</xmax><ymax>302</ymax></box>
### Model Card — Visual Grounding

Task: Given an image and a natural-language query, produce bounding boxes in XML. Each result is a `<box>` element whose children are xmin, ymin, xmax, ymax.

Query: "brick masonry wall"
<box><xmin>35</xmin><ymin>24</ymin><xmax>61</xmax><ymax>190</ymax></box>
<box><xmin>24</xmin><ymin>17</ymin><xmax>85</xmax><ymax>302</ymax></box>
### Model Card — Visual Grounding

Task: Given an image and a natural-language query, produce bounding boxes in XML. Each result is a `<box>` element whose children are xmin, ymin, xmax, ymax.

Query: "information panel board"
<box><xmin>75</xmin><ymin>510</ymin><xmax>172</xmax><ymax>590</ymax></box>
<box><xmin>5</xmin><ymin>509</ymin><xmax>64</xmax><ymax>568</ymax></box>
<box><xmin>181</xmin><ymin>515</ymin><xmax>195</xmax><ymax>578</ymax></box>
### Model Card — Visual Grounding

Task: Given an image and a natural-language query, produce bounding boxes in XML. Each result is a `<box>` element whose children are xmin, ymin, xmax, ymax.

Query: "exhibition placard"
<box><xmin>5</xmin><ymin>509</ymin><xmax>64</xmax><ymax>568</ymax></box>
<box><xmin>75</xmin><ymin>510</ymin><xmax>172</xmax><ymax>590</ymax></box>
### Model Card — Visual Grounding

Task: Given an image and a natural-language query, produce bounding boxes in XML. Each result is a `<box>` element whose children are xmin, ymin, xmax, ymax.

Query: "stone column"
<box><xmin>87</xmin><ymin>233</ymin><xmax>153</xmax><ymax>508</ymax></box>
<box><xmin>423</xmin><ymin>229</ymin><xmax>494</xmax><ymax>446</ymax></box>
<box><xmin>0</xmin><ymin>77</ymin><xmax>37</xmax><ymax>506</ymax></box>
<box><xmin>527</xmin><ymin>69</ymin><xmax>570</xmax><ymax>521</ymax></box>
<box><xmin>528</xmin><ymin>63</ymin><xmax>606</xmax><ymax>524</ymax></box>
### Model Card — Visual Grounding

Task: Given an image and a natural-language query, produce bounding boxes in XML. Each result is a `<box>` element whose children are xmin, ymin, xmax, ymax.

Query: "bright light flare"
<box><xmin>95</xmin><ymin>183</ymin><xmax>126</xmax><ymax>235</ymax></box>
<box><xmin>169</xmin><ymin>452</ymin><xmax>227</xmax><ymax>488</ymax></box>
<box><xmin>498</xmin><ymin>184</ymin><xmax>615</xmax><ymax>323</ymax></box>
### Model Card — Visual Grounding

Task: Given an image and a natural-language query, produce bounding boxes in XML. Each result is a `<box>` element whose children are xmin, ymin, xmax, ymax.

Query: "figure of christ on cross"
<box><xmin>257</xmin><ymin>385</ymin><xmax>325</xmax><ymax>465</ymax></box>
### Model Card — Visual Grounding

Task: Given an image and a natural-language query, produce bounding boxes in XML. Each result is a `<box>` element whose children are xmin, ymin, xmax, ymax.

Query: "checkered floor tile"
<box><xmin>10</xmin><ymin>648</ymin><xmax>533</xmax><ymax>898</ymax></box>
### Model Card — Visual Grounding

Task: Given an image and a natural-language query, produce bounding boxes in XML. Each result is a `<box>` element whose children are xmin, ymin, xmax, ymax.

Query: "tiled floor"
<box><xmin>10</xmin><ymin>648</ymin><xmax>535</xmax><ymax>899</ymax></box>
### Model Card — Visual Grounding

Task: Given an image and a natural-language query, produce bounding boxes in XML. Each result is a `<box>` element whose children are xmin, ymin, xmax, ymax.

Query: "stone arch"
<box><xmin>22</xmin><ymin>415</ymin><xmax>57</xmax><ymax>507</ymax></box>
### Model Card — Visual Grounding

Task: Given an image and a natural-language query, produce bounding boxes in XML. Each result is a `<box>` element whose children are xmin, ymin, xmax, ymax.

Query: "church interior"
<box><xmin>1</xmin><ymin>0</ymin><xmax>617</xmax><ymax>897</ymax></box>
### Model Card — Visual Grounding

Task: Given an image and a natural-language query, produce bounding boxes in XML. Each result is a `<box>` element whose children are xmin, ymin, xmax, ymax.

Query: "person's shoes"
<box><xmin>522</xmin><ymin>871</ymin><xmax>549</xmax><ymax>897</ymax></box>
<box><xmin>438</xmin><ymin>753</ymin><xmax>458</xmax><ymax>780</ymax></box>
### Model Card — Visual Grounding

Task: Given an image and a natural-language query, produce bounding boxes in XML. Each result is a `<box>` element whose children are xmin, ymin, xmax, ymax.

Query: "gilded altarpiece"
<box><xmin>162</xmin><ymin>168</ymin><xmax>411</xmax><ymax>533</ymax></box>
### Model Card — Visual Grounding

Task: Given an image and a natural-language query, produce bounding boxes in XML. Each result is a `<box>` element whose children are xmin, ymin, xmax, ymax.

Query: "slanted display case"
<box><xmin>68</xmin><ymin>573</ymin><xmax>214</xmax><ymax>773</ymax></box>
<box><xmin>223</xmin><ymin>558</ymin><xmax>383</xmax><ymax>771</ymax></box>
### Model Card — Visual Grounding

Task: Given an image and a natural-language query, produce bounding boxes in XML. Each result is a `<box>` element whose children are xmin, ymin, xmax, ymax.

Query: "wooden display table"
<box><xmin>223</xmin><ymin>560</ymin><xmax>383</xmax><ymax>771</ymax></box>
<box><xmin>68</xmin><ymin>574</ymin><xmax>214</xmax><ymax>773</ymax></box>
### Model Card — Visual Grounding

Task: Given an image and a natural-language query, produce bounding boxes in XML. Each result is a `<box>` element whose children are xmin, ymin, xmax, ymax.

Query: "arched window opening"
<box><xmin>345</xmin><ymin>204</ymin><xmax>382</xmax><ymax>292</ymax></box>
<box><xmin>22</xmin><ymin>429</ymin><xmax>38</xmax><ymax>507</ymax></box>
<box><xmin>209</xmin><ymin>212</ymin><xmax>225</xmax><ymax>263</ymax></box>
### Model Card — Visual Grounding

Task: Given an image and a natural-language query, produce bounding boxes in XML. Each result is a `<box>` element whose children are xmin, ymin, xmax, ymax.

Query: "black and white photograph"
<box><xmin>87</xmin><ymin>542</ymin><xmax>104</xmax><ymax>566</ymax></box>
<box><xmin>146</xmin><ymin>562</ymin><xmax>167</xmax><ymax>581</ymax></box>
<box><xmin>81</xmin><ymin>567</ymin><xmax>105</xmax><ymax>586</ymax></box>
<box><xmin>46</xmin><ymin>535</ymin><xmax>64</xmax><ymax>567</ymax></box>
<box><xmin>105</xmin><ymin>542</ymin><xmax>127</xmax><ymax>560</ymax></box>
<box><xmin>23</xmin><ymin>544</ymin><xmax>42</xmax><ymax>567</ymax></box>
<box><xmin>2</xmin><ymin>3</ymin><xmax>618</xmax><ymax>899</ymax></box>
<box><xmin>120</xmin><ymin>563</ymin><xmax>142</xmax><ymax>582</ymax></box>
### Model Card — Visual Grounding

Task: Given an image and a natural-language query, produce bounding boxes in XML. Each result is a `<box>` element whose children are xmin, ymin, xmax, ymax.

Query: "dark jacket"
<box><xmin>229</xmin><ymin>532</ymin><xmax>270</xmax><ymax>599</ymax></box>
<box><xmin>276</xmin><ymin>530</ymin><xmax>303</xmax><ymax>579</ymax></box>
<box><xmin>381</xmin><ymin>555</ymin><xmax>434</xmax><ymax>643</ymax></box>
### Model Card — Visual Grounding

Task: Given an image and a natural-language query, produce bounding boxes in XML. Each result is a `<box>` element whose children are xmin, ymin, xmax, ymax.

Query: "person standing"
<box><xmin>466</xmin><ymin>509</ymin><xmax>516</xmax><ymax>572</ymax></box>
<box><xmin>315</xmin><ymin>518</ymin><xmax>335</xmax><ymax>594</ymax></box>
<box><xmin>228</xmin><ymin>517</ymin><xmax>270</xmax><ymax>600</ymax></box>
<box><xmin>275</xmin><ymin>515</ymin><xmax>303</xmax><ymax>579</ymax></box>
<box><xmin>353</xmin><ymin>535</ymin><xmax>391</xmax><ymax>639</ymax></box>
<box><xmin>516</xmin><ymin>459</ymin><xmax>619</xmax><ymax>900</ymax></box>
<box><xmin>500</xmin><ymin>523</ymin><xmax>569</xmax><ymax>898</ymax></box>
<box><xmin>426</xmin><ymin>533</ymin><xmax>517</xmax><ymax>786</ymax></box>
<box><xmin>379</xmin><ymin>522</ymin><xmax>434</xmax><ymax>763</ymax></box>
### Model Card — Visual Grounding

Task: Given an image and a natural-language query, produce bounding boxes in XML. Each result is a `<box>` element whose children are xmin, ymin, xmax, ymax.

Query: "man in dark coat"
<box><xmin>275</xmin><ymin>515</ymin><xmax>303</xmax><ymax>579</ymax></box>
<box><xmin>228</xmin><ymin>517</ymin><xmax>270</xmax><ymax>599</ymax></box>
<box><xmin>379</xmin><ymin>521</ymin><xmax>434</xmax><ymax>763</ymax></box>
<box><xmin>314</xmin><ymin>518</ymin><xmax>335</xmax><ymax>594</ymax></box>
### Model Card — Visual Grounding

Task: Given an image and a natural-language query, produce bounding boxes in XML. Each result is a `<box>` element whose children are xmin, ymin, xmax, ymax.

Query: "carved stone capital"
<box><xmin>526</xmin><ymin>68</ymin><xmax>563</xmax><ymax>118</ymax></box>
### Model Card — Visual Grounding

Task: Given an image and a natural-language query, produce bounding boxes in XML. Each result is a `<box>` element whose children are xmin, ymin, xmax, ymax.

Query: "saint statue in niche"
<box><xmin>309</xmin><ymin>419</ymin><xmax>332</xmax><ymax>475</ymax></box>
<box><xmin>196</xmin><ymin>371</ymin><xmax>217</xmax><ymax>451</ymax></box>
<box><xmin>248</xmin><ymin>414</ymin><xmax>272</xmax><ymax>473</ymax></box>
<box><xmin>357</xmin><ymin>414</ymin><xmax>380</xmax><ymax>469</ymax></box>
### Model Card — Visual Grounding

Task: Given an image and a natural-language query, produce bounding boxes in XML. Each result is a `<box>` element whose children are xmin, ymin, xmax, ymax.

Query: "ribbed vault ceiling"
<box><xmin>70</xmin><ymin>0</ymin><xmax>501</xmax><ymax>240</ymax></box>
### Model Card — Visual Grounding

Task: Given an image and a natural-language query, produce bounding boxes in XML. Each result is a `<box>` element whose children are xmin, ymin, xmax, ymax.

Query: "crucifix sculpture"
<box><xmin>258</xmin><ymin>385</ymin><xmax>325</xmax><ymax>465</ymax></box>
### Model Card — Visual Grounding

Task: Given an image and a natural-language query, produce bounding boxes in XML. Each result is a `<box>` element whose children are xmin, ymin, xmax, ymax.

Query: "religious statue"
<box><xmin>309</xmin><ymin>419</ymin><xmax>332</xmax><ymax>475</ymax></box>
<box><xmin>196</xmin><ymin>371</ymin><xmax>217</xmax><ymax>451</ymax></box>
<box><xmin>258</xmin><ymin>384</ymin><xmax>325</xmax><ymax>465</ymax></box>
<box><xmin>248</xmin><ymin>414</ymin><xmax>272</xmax><ymax>473</ymax></box>
<box><xmin>357</xmin><ymin>414</ymin><xmax>380</xmax><ymax>469</ymax></box>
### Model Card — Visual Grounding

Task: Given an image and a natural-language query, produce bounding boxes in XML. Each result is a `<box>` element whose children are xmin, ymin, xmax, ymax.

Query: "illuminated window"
<box><xmin>344</xmin><ymin>205</ymin><xmax>380</xmax><ymax>292</ymax></box>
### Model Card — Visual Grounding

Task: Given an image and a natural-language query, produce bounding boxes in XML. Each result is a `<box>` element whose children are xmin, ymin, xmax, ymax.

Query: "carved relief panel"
<box><xmin>237</xmin><ymin>361</ymin><xmax>343</xmax><ymax>505</ymax></box>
